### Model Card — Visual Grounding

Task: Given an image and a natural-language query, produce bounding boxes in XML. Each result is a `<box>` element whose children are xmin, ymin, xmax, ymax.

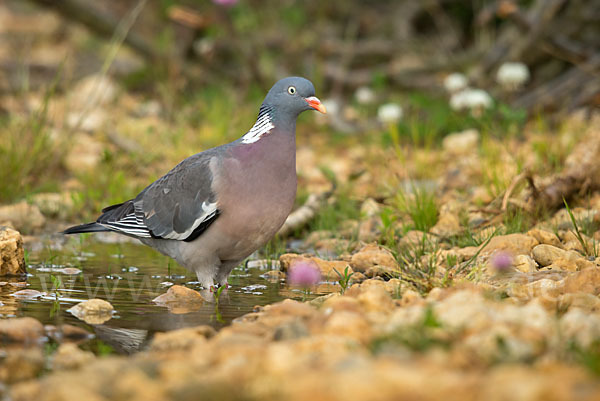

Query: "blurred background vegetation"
<box><xmin>0</xmin><ymin>0</ymin><xmax>598</xmax><ymax>229</ymax></box>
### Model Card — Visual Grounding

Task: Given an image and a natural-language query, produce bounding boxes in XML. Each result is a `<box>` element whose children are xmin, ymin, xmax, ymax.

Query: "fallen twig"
<box><xmin>277</xmin><ymin>191</ymin><xmax>334</xmax><ymax>238</ymax></box>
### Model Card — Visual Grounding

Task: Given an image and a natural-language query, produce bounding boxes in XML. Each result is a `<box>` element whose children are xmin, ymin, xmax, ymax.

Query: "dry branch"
<box><xmin>277</xmin><ymin>191</ymin><xmax>333</xmax><ymax>238</ymax></box>
<box><xmin>525</xmin><ymin>121</ymin><xmax>600</xmax><ymax>211</ymax></box>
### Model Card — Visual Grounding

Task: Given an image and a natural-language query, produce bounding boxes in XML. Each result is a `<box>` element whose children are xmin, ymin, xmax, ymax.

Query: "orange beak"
<box><xmin>304</xmin><ymin>96</ymin><xmax>327</xmax><ymax>114</ymax></box>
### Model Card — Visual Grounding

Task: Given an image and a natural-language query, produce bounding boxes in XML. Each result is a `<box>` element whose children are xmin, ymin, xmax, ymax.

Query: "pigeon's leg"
<box><xmin>216</xmin><ymin>260</ymin><xmax>241</xmax><ymax>288</ymax></box>
<box><xmin>193</xmin><ymin>264</ymin><xmax>218</xmax><ymax>291</ymax></box>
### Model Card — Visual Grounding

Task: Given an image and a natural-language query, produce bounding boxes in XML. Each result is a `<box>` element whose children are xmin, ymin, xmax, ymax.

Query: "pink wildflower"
<box><xmin>288</xmin><ymin>261</ymin><xmax>321</xmax><ymax>287</ymax></box>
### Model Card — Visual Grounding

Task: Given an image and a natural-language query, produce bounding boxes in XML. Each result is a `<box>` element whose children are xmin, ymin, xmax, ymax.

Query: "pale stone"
<box><xmin>0</xmin><ymin>203</ymin><xmax>45</xmax><ymax>233</ymax></box>
<box><xmin>29</xmin><ymin>192</ymin><xmax>74</xmax><ymax>219</ymax></box>
<box><xmin>526</xmin><ymin>228</ymin><xmax>562</xmax><ymax>248</ymax></box>
<box><xmin>0</xmin><ymin>226</ymin><xmax>26</xmax><ymax>275</ymax></box>
<box><xmin>560</xmin><ymin>308</ymin><xmax>600</xmax><ymax>348</ymax></box>
<box><xmin>279</xmin><ymin>254</ymin><xmax>352</xmax><ymax>280</ymax></box>
<box><xmin>52</xmin><ymin>343</ymin><xmax>95</xmax><ymax>371</ymax></box>
<box><xmin>150</xmin><ymin>325</ymin><xmax>215</xmax><ymax>351</ymax></box>
<box><xmin>513</xmin><ymin>254</ymin><xmax>537</xmax><ymax>273</ymax></box>
<box><xmin>152</xmin><ymin>285</ymin><xmax>204</xmax><ymax>314</ymax></box>
<box><xmin>68</xmin><ymin>299</ymin><xmax>114</xmax><ymax>325</ymax></box>
<box><xmin>0</xmin><ymin>317</ymin><xmax>44</xmax><ymax>343</ymax></box>
<box><xmin>64</xmin><ymin>133</ymin><xmax>104</xmax><ymax>171</ymax></box>
<box><xmin>564</xmin><ymin>268</ymin><xmax>600</xmax><ymax>295</ymax></box>
<box><xmin>531</xmin><ymin>244</ymin><xmax>581</xmax><ymax>267</ymax></box>
<box><xmin>430</xmin><ymin>212</ymin><xmax>461</xmax><ymax>237</ymax></box>
<box><xmin>70</xmin><ymin>74</ymin><xmax>118</xmax><ymax>109</ymax></box>
<box><xmin>360</xmin><ymin>198</ymin><xmax>381</xmax><ymax>218</ymax></box>
<box><xmin>481</xmin><ymin>233</ymin><xmax>539</xmax><ymax>256</ymax></box>
<box><xmin>442</xmin><ymin>129</ymin><xmax>479</xmax><ymax>155</ymax></box>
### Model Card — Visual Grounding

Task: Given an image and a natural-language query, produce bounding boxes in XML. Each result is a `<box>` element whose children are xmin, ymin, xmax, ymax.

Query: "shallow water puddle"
<box><xmin>0</xmin><ymin>239</ymin><xmax>330</xmax><ymax>354</ymax></box>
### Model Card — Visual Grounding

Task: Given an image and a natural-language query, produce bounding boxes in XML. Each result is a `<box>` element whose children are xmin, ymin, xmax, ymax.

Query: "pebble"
<box><xmin>349</xmin><ymin>244</ymin><xmax>398</xmax><ymax>273</ymax></box>
<box><xmin>67</xmin><ymin>299</ymin><xmax>114</xmax><ymax>325</ymax></box>
<box><xmin>0</xmin><ymin>317</ymin><xmax>45</xmax><ymax>343</ymax></box>
<box><xmin>0</xmin><ymin>203</ymin><xmax>46</xmax><ymax>234</ymax></box>
<box><xmin>481</xmin><ymin>233</ymin><xmax>539</xmax><ymax>256</ymax></box>
<box><xmin>152</xmin><ymin>285</ymin><xmax>205</xmax><ymax>313</ymax></box>
<box><xmin>0</xmin><ymin>226</ymin><xmax>26</xmax><ymax>275</ymax></box>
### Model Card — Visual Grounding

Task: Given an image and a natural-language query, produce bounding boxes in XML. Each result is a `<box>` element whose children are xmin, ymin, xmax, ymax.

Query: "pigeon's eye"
<box><xmin>287</xmin><ymin>86</ymin><xmax>296</xmax><ymax>95</ymax></box>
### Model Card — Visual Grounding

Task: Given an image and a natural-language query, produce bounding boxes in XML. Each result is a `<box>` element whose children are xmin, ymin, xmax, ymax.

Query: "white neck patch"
<box><xmin>241</xmin><ymin>105</ymin><xmax>274</xmax><ymax>144</ymax></box>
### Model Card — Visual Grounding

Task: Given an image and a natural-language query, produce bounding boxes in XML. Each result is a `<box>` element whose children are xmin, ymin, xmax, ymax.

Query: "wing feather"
<box><xmin>96</xmin><ymin>151</ymin><xmax>222</xmax><ymax>241</ymax></box>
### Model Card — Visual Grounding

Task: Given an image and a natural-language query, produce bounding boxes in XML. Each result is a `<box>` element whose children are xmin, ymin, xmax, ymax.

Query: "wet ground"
<box><xmin>0</xmin><ymin>237</ymin><xmax>328</xmax><ymax>354</ymax></box>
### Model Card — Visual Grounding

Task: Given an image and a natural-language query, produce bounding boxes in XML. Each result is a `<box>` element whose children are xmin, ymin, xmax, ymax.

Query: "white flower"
<box><xmin>496</xmin><ymin>62</ymin><xmax>530</xmax><ymax>90</ymax></box>
<box><xmin>377</xmin><ymin>103</ymin><xmax>403</xmax><ymax>124</ymax></box>
<box><xmin>450</xmin><ymin>88</ymin><xmax>493</xmax><ymax>114</ymax></box>
<box><xmin>355</xmin><ymin>86</ymin><xmax>375</xmax><ymax>104</ymax></box>
<box><xmin>443</xmin><ymin>73</ymin><xmax>468</xmax><ymax>93</ymax></box>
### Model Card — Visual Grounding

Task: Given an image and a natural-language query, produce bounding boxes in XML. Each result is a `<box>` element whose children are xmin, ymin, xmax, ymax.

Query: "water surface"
<box><xmin>0</xmin><ymin>237</ymin><xmax>329</xmax><ymax>354</ymax></box>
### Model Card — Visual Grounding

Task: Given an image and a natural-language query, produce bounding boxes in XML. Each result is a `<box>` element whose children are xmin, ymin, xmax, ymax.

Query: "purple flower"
<box><xmin>288</xmin><ymin>261</ymin><xmax>321</xmax><ymax>287</ymax></box>
<box><xmin>212</xmin><ymin>0</ymin><xmax>238</xmax><ymax>6</ymax></box>
<box><xmin>491</xmin><ymin>251</ymin><xmax>513</xmax><ymax>272</ymax></box>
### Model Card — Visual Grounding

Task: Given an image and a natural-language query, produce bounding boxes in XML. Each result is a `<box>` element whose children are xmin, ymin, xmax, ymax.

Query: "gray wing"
<box><xmin>97</xmin><ymin>152</ymin><xmax>220</xmax><ymax>242</ymax></box>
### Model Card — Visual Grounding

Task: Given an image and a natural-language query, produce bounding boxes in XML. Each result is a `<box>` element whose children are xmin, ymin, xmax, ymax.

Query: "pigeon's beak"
<box><xmin>304</xmin><ymin>96</ymin><xmax>327</xmax><ymax>114</ymax></box>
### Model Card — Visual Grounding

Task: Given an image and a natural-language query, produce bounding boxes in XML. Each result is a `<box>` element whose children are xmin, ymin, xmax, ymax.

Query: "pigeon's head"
<box><xmin>263</xmin><ymin>77</ymin><xmax>326</xmax><ymax>118</ymax></box>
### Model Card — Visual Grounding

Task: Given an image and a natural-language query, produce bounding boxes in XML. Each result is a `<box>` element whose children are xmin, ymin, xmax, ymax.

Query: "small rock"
<box><xmin>64</xmin><ymin>133</ymin><xmax>104</xmax><ymax>171</ymax></box>
<box><xmin>313</xmin><ymin>238</ymin><xmax>352</xmax><ymax>253</ymax></box>
<box><xmin>513</xmin><ymin>255</ymin><xmax>538</xmax><ymax>273</ymax></box>
<box><xmin>360</xmin><ymin>198</ymin><xmax>381</xmax><ymax>217</ymax></box>
<box><xmin>399</xmin><ymin>289</ymin><xmax>423</xmax><ymax>307</ymax></box>
<box><xmin>357</xmin><ymin>217</ymin><xmax>381</xmax><ymax>242</ymax></box>
<box><xmin>46</xmin><ymin>324</ymin><xmax>92</xmax><ymax>342</ymax></box>
<box><xmin>29</xmin><ymin>192</ymin><xmax>74</xmax><ymax>219</ymax></box>
<box><xmin>0</xmin><ymin>226</ymin><xmax>26</xmax><ymax>275</ymax></box>
<box><xmin>261</xmin><ymin>270</ymin><xmax>285</xmax><ymax>281</ymax></box>
<box><xmin>279</xmin><ymin>254</ymin><xmax>351</xmax><ymax>280</ymax></box>
<box><xmin>471</xmin><ymin>186</ymin><xmax>493</xmax><ymax>205</ymax></box>
<box><xmin>561</xmin><ymin>230</ymin><xmax>594</xmax><ymax>254</ymax></box>
<box><xmin>324</xmin><ymin>310</ymin><xmax>371</xmax><ymax>344</ymax></box>
<box><xmin>442</xmin><ymin>129</ymin><xmax>479</xmax><ymax>155</ymax></box>
<box><xmin>531</xmin><ymin>244</ymin><xmax>582</xmax><ymax>267</ymax></box>
<box><xmin>0</xmin><ymin>348</ymin><xmax>44</xmax><ymax>383</ymax></box>
<box><xmin>150</xmin><ymin>325</ymin><xmax>215</xmax><ymax>351</ymax></box>
<box><xmin>152</xmin><ymin>285</ymin><xmax>204</xmax><ymax>314</ymax></box>
<box><xmin>273</xmin><ymin>320</ymin><xmax>309</xmax><ymax>341</ymax></box>
<box><xmin>246</xmin><ymin>259</ymin><xmax>279</xmax><ymax>269</ymax></box>
<box><xmin>321</xmin><ymin>294</ymin><xmax>361</xmax><ymax>313</ymax></box>
<box><xmin>0</xmin><ymin>203</ymin><xmax>45</xmax><ymax>234</ymax></box>
<box><xmin>399</xmin><ymin>230</ymin><xmax>437</xmax><ymax>248</ymax></box>
<box><xmin>558</xmin><ymin>292</ymin><xmax>600</xmax><ymax>313</ymax></box>
<box><xmin>52</xmin><ymin>343</ymin><xmax>95</xmax><ymax>371</ymax></box>
<box><xmin>564</xmin><ymin>268</ymin><xmax>600</xmax><ymax>295</ymax></box>
<box><xmin>430</xmin><ymin>212</ymin><xmax>461</xmax><ymax>238</ymax></box>
<box><xmin>70</xmin><ymin>74</ymin><xmax>118</xmax><ymax>109</ymax></box>
<box><xmin>527</xmin><ymin>228</ymin><xmax>562</xmax><ymax>248</ymax></box>
<box><xmin>11</xmin><ymin>289</ymin><xmax>44</xmax><ymax>299</ymax></box>
<box><xmin>364</xmin><ymin>265</ymin><xmax>398</xmax><ymax>279</ymax></box>
<box><xmin>67</xmin><ymin>299</ymin><xmax>114</xmax><ymax>324</ymax></box>
<box><xmin>481</xmin><ymin>233</ymin><xmax>538</xmax><ymax>256</ymax></box>
<box><xmin>560</xmin><ymin>308</ymin><xmax>600</xmax><ymax>348</ymax></box>
<box><xmin>349</xmin><ymin>244</ymin><xmax>398</xmax><ymax>273</ymax></box>
<box><xmin>545</xmin><ymin>258</ymin><xmax>591</xmax><ymax>272</ymax></box>
<box><xmin>510</xmin><ymin>278</ymin><xmax>564</xmax><ymax>300</ymax></box>
<box><xmin>350</xmin><ymin>271</ymin><xmax>368</xmax><ymax>284</ymax></box>
<box><xmin>303</xmin><ymin>230</ymin><xmax>334</xmax><ymax>246</ymax></box>
<box><xmin>56</xmin><ymin>267</ymin><xmax>82</xmax><ymax>275</ymax></box>
<box><xmin>356</xmin><ymin>283</ymin><xmax>395</xmax><ymax>313</ymax></box>
<box><xmin>0</xmin><ymin>317</ymin><xmax>45</xmax><ymax>343</ymax></box>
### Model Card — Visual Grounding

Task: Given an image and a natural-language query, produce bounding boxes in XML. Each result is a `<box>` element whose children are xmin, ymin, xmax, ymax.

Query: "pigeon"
<box><xmin>64</xmin><ymin>77</ymin><xmax>326</xmax><ymax>291</ymax></box>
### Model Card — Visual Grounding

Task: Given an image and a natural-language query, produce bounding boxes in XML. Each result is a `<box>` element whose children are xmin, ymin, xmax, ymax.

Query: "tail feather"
<box><xmin>62</xmin><ymin>222</ymin><xmax>109</xmax><ymax>235</ymax></box>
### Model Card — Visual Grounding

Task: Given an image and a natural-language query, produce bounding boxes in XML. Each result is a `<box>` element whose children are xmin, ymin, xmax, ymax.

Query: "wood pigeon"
<box><xmin>64</xmin><ymin>77</ymin><xmax>326</xmax><ymax>291</ymax></box>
